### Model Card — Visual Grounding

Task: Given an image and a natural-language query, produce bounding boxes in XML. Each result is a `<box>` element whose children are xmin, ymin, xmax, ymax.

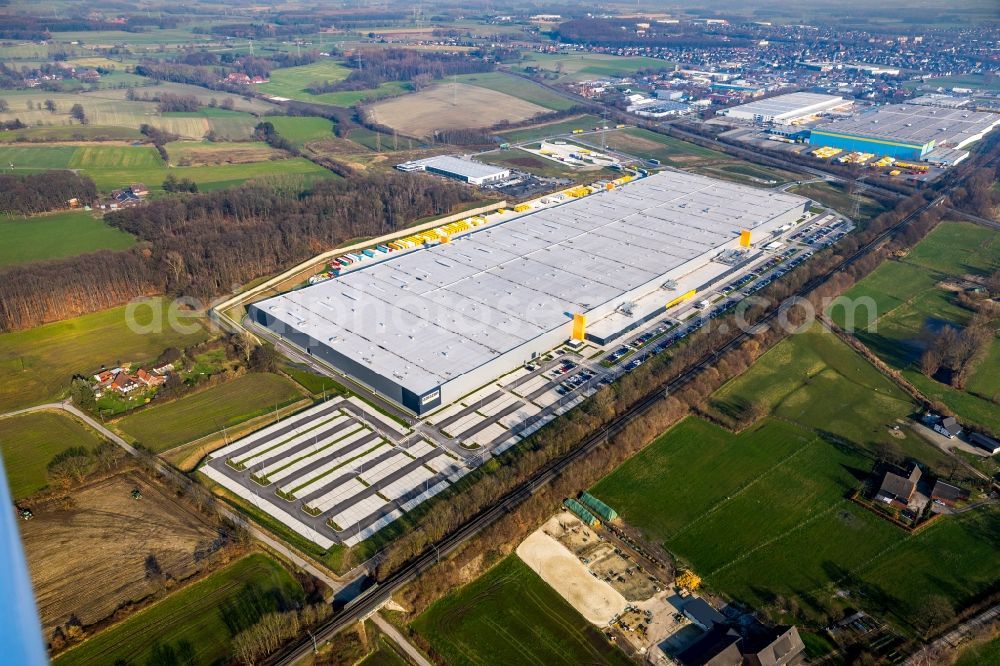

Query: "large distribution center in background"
<box><xmin>249</xmin><ymin>171</ymin><xmax>810</xmax><ymax>415</ymax></box>
<box><xmin>395</xmin><ymin>155</ymin><xmax>510</xmax><ymax>185</ymax></box>
<box><xmin>719</xmin><ymin>92</ymin><xmax>849</xmax><ymax>125</ymax></box>
<box><xmin>809</xmin><ymin>103</ymin><xmax>1000</xmax><ymax>163</ymax></box>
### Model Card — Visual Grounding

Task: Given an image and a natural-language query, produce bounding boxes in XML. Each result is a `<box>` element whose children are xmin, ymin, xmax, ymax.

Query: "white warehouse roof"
<box><xmin>813</xmin><ymin>104</ymin><xmax>1000</xmax><ymax>150</ymax></box>
<box><xmin>254</xmin><ymin>171</ymin><xmax>809</xmax><ymax>397</ymax></box>
<box><xmin>722</xmin><ymin>92</ymin><xmax>847</xmax><ymax>123</ymax></box>
<box><xmin>396</xmin><ymin>155</ymin><xmax>508</xmax><ymax>182</ymax></box>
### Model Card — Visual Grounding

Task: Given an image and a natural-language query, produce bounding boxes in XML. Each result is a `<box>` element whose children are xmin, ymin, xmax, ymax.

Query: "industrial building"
<box><xmin>719</xmin><ymin>92</ymin><xmax>849</xmax><ymax>125</ymax></box>
<box><xmin>249</xmin><ymin>171</ymin><xmax>810</xmax><ymax>415</ymax></box>
<box><xmin>627</xmin><ymin>99</ymin><xmax>692</xmax><ymax>118</ymax></box>
<box><xmin>395</xmin><ymin>155</ymin><xmax>510</xmax><ymax>185</ymax></box>
<box><xmin>809</xmin><ymin>103</ymin><xmax>1000</xmax><ymax>163</ymax></box>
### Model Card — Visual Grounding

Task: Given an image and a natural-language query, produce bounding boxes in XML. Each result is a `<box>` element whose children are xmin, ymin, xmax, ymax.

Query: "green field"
<box><xmin>257</xmin><ymin>61</ymin><xmax>410</xmax><ymax>107</ymax></box>
<box><xmin>0</xmin><ymin>125</ymin><xmax>144</xmax><ymax>143</ymax></box>
<box><xmin>0</xmin><ymin>144</ymin><xmax>333</xmax><ymax>191</ymax></box>
<box><xmin>955</xmin><ymin>633</ymin><xmax>1000</xmax><ymax>666</ymax></box>
<box><xmin>315</xmin><ymin>81</ymin><xmax>412</xmax><ymax>107</ymax></box>
<box><xmin>266</xmin><ymin>116</ymin><xmax>335</xmax><ymax>147</ymax></box>
<box><xmin>256</xmin><ymin>61</ymin><xmax>351</xmax><ymax>99</ymax></box>
<box><xmin>496</xmin><ymin>114</ymin><xmax>604</xmax><ymax>143</ymax></box>
<box><xmin>691</xmin><ymin>161</ymin><xmax>804</xmax><ymax>187</ymax></box>
<box><xmin>0</xmin><ymin>298</ymin><xmax>211</xmax><ymax>413</ymax></box>
<box><xmin>598</xmin><ymin>127</ymin><xmax>725</xmax><ymax>165</ymax></box>
<box><xmin>158</xmin><ymin>108</ymin><xmax>262</xmax><ymax>139</ymax></box>
<box><xmin>790</xmin><ymin>181</ymin><xmax>886</xmax><ymax>221</ymax></box>
<box><xmin>359</xmin><ymin>641</ymin><xmax>409</xmax><ymax>666</ymax></box>
<box><xmin>114</xmin><ymin>373</ymin><xmax>305</xmax><ymax>452</ymax></box>
<box><xmin>412</xmin><ymin>555</ymin><xmax>633</xmax><ymax>666</ymax></box>
<box><xmin>829</xmin><ymin>221</ymin><xmax>1000</xmax><ymax>430</ymax></box>
<box><xmin>518</xmin><ymin>53</ymin><xmax>674</xmax><ymax>81</ymax></box>
<box><xmin>0</xmin><ymin>211</ymin><xmax>135</xmax><ymax>268</ymax></box>
<box><xmin>453</xmin><ymin>72</ymin><xmax>576</xmax><ymax>111</ymax></box>
<box><xmin>589</xmin><ymin>326</ymin><xmax>995</xmax><ymax>633</ymax></box>
<box><xmin>0</xmin><ymin>410</ymin><xmax>106</xmax><ymax>499</ymax></box>
<box><xmin>904</xmin><ymin>73</ymin><xmax>1000</xmax><ymax>93</ymax></box>
<box><xmin>478</xmin><ymin>149</ymin><xmax>613</xmax><ymax>183</ymax></box>
<box><xmin>0</xmin><ymin>86</ymin><xmax>274</xmax><ymax>139</ymax></box>
<box><xmin>53</xmin><ymin>553</ymin><xmax>303</xmax><ymax>666</ymax></box>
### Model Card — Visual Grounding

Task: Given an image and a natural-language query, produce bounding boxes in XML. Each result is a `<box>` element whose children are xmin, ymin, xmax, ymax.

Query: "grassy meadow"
<box><xmin>452</xmin><ymin>71</ymin><xmax>576</xmax><ymax>111</ymax></box>
<box><xmin>590</xmin><ymin>326</ymin><xmax>995</xmax><ymax>635</ymax></box>
<box><xmin>829</xmin><ymin>221</ymin><xmax>1000</xmax><ymax>430</ymax></box>
<box><xmin>598</xmin><ymin>127</ymin><xmax>725</xmax><ymax>165</ymax></box>
<box><xmin>113</xmin><ymin>373</ymin><xmax>306</xmax><ymax>452</ymax></box>
<box><xmin>518</xmin><ymin>52</ymin><xmax>675</xmax><ymax>81</ymax></box>
<box><xmin>0</xmin><ymin>143</ymin><xmax>332</xmax><ymax>192</ymax></box>
<box><xmin>0</xmin><ymin>410</ymin><xmax>106</xmax><ymax>499</ymax></box>
<box><xmin>412</xmin><ymin>555</ymin><xmax>633</xmax><ymax>666</ymax></box>
<box><xmin>257</xmin><ymin>61</ymin><xmax>410</xmax><ymax>106</ymax></box>
<box><xmin>0</xmin><ymin>211</ymin><xmax>135</xmax><ymax>268</ymax></box>
<box><xmin>496</xmin><ymin>114</ymin><xmax>604</xmax><ymax>143</ymax></box>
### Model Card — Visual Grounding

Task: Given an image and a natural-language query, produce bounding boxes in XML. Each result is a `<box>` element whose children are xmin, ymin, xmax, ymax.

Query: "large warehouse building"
<box><xmin>249</xmin><ymin>172</ymin><xmax>810</xmax><ymax>415</ymax></box>
<box><xmin>720</xmin><ymin>92</ymin><xmax>849</xmax><ymax>125</ymax></box>
<box><xmin>809</xmin><ymin>103</ymin><xmax>1000</xmax><ymax>162</ymax></box>
<box><xmin>395</xmin><ymin>155</ymin><xmax>510</xmax><ymax>185</ymax></box>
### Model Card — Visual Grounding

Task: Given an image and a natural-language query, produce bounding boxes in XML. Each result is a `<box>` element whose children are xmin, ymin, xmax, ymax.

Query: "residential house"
<box><xmin>934</xmin><ymin>416</ymin><xmax>962</xmax><ymax>439</ymax></box>
<box><xmin>875</xmin><ymin>463</ymin><xmax>922</xmax><ymax>510</ymax></box>
<box><xmin>677</xmin><ymin>624</ymin><xmax>743</xmax><ymax>666</ymax></box>
<box><xmin>110</xmin><ymin>187</ymin><xmax>142</xmax><ymax>207</ymax></box>
<box><xmin>93</xmin><ymin>370</ymin><xmax>114</xmax><ymax>385</ymax></box>
<box><xmin>970</xmin><ymin>432</ymin><xmax>1000</xmax><ymax>456</ymax></box>
<box><xmin>74</xmin><ymin>69</ymin><xmax>101</xmax><ymax>83</ymax></box>
<box><xmin>224</xmin><ymin>73</ymin><xmax>269</xmax><ymax>85</ymax></box>
<box><xmin>152</xmin><ymin>362</ymin><xmax>175</xmax><ymax>375</ymax></box>
<box><xmin>742</xmin><ymin>626</ymin><xmax>806</xmax><ymax>666</ymax></box>
<box><xmin>110</xmin><ymin>372</ymin><xmax>139</xmax><ymax>394</ymax></box>
<box><xmin>130</xmin><ymin>183</ymin><xmax>149</xmax><ymax>198</ymax></box>
<box><xmin>136</xmin><ymin>368</ymin><xmax>165</xmax><ymax>387</ymax></box>
<box><xmin>931</xmin><ymin>480</ymin><xmax>970</xmax><ymax>507</ymax></box>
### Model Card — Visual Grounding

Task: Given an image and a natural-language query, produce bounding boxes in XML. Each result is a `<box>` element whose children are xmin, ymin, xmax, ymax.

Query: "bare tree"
<box><xmin>232</xmin><ymin>331</ymin><xmax>257</xmax><ymax>364</ymax></box>
<box><xmin>164</xmin><ymin>250</ymin><xmax>186</xmax><ymax>288</ymax></box>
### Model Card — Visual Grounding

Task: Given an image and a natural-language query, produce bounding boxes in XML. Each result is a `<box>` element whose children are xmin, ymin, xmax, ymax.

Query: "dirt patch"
<box><xmin>548</xmin><ymin>512</ymin><xmax>658</xmax><ymax>601</ymax></box>
<box><xmin>19</xmin><ymin>472</ymin><xmax>221</xmax><ymax>642</ymax></box>
<box><xmin>517</xmin><ymin>515</ymin><xmax>627</xmax><ymax>625</ymax></box>
<box><xmin>366</xmin><ymin>83</ymin><xmax>547</xmax><ymax>138</ymax></box>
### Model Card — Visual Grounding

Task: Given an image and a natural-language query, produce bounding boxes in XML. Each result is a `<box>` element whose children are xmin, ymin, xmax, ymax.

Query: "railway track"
<box><xmin>266</xmin><ymin>192</ymin><xmax>946</xmax><ymax>665</ymax></box>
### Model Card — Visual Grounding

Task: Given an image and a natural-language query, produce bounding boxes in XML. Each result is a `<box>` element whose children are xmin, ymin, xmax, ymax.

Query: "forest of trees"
<box><xmin>0</xmin><ymin>171</ymin><xmax>98</xmax><ymax>215</ymax></box>
<box><xmin>0</xmin><ymin>173</ymin><xmax>478</xmax><ymax>331</ymax></box>
<box><xmin>305</xmin><ymin>48</ymin><xmax>494</xmax><ymax>94</ymax></box>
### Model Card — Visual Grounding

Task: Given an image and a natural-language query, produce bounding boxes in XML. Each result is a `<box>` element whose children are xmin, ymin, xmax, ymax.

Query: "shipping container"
<box><xmin>362</xmin><ymin>249</ymin><xmax>376</xmax><ymax>258</ymax></box>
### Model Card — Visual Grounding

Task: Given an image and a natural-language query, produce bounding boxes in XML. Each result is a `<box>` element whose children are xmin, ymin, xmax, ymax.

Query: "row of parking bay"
<box><xmin>424</xmin><ymin>353</ymin><xmax>600</xmax><ymax>453</ymax></box>
<box><xmin>209</xmin><ymin>398</ymin><xmax>466</xmax><ymax>546</ymax></box>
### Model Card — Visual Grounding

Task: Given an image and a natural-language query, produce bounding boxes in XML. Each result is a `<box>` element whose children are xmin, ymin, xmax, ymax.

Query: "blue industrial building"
<box><xmin>808</xmin><ymin>129</ymin><xmax>932</xmax><ymax>160</ymax></box>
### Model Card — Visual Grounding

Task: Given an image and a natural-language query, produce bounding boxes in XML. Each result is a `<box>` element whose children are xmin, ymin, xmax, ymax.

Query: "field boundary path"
<box><xmin>904</xmin><ymin>603</ymin><xmax>1000</xmax><ymax>665</ymax></box>
<box><xmin>1</xmin><ymin>401</ymin><xmax>432</xmax><ymax>666</ymax></box>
